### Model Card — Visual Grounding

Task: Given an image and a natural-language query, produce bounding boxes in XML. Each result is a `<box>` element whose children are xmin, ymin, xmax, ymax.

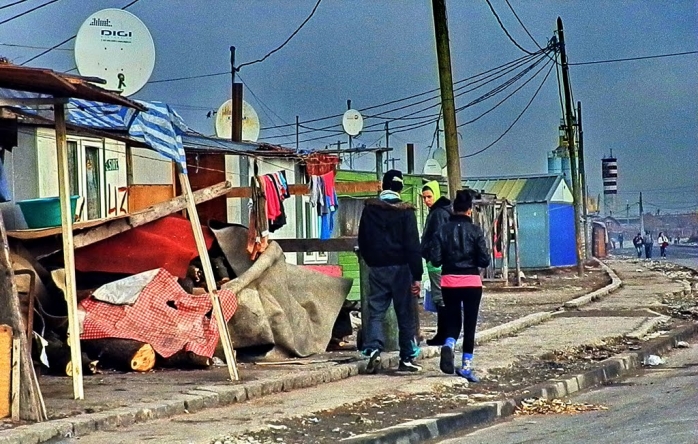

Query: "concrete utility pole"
<box><xmin>639</xmin><ymin>192</ymin><xmax>645</xmax><ymax>234</ymax></box>
<box><xmin>432</xmin><ymin>0</ymin><xmax>462</xmax><ymax>198</ymax></box>
<box><xmin>577</xmin><ymin>101</ymin><xmax>589</xmax><ymax>259</ymax></box>
<box><xmin>557</xmin><ymin>17</ymin><xmax>584</xmax><ymax>277</ymax></box>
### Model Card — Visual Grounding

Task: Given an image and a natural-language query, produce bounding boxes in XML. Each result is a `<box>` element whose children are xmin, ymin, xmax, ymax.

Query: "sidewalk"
<box><xmin>1</xmin><ymin>259</ymin><xmax>693</xmax><ymax>444</ymax></box>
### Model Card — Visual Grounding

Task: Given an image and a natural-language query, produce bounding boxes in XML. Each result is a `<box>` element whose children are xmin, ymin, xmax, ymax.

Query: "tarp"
<box><xmin>68</xmin><ymin>98</ymin><xmax>188</xmax><ymax>173</ymax></box>
<box><xmin>211</xmin><ymin>223</ymin><xmax>353</xmax><ymax>359</ymax></box>
<box><xmin>79</xmin><ymin>268</ymin><xmax>237</xmax><ymax>358</ymax></box>
<box><xmin>74</xmin><ymin>215</ymin><xmax>215</xmax><ymax>279</ymax></box>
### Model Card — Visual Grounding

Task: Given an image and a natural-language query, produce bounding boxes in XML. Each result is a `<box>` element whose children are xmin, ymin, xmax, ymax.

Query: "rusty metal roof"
<box><xmin>0</xmin><ymin>63</ymin><xmax>145</xmax><ymax>110</ymax></box>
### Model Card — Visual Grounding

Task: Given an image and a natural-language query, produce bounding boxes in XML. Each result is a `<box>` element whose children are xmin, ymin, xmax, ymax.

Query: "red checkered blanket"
<box><xmin>80</xmin><ymin>268</ymin><xmax>237</xmax><ymax>358</ymax></box>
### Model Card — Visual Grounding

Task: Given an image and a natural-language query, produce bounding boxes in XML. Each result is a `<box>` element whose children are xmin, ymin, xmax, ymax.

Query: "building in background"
<box><xmin>601</xmin><ymin>153</ymin><xmax>618</xmax><ymax>216</ymax></box>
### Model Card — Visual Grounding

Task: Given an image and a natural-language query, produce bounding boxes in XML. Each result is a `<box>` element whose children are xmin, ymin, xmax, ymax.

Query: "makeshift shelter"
<box><xmin>463</xmin><ymin>174</ymin><xmax>575</xmax><ymax>269</ymax></box>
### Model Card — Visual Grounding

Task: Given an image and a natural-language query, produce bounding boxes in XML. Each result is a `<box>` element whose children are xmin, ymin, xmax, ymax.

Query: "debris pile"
<box><xmin>515</xmin><ymin>398</ymin><xmax>608</xmax><ymax>415</ymax></box>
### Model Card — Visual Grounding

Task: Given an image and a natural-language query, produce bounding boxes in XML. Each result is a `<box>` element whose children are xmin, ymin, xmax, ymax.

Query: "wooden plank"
<box><xmin>10</xmin><ymin>338</ymin><xmax>19</xmax><ymax>421</ymax></box>
<box><xmin>226</xmin><ymin>181</ymin><xmax>380</xmax><ymax>199</ymax></box>
<box><xmin>0</xmin><ymin>325</ymin><xmax>11</xmax><ymax>419</ymax></box>
<box><xmin>513</xmin><ymin>204</ymin><xmax>522</xmax><ymax>286</ymax></box>
<box><xmin>178</xmin><ymin>173</ymin><xmax>239</xmax><ymax>382</ymax></box>
<box><xmin>272</xmin><ymin>237</ymin><xmax>358</xmax><ymax>253</ymax></box>
<box><xmin>55</xmin><ymin>104</ymin><xmax>84</xmax><ymax>400</ymax></box>
<box><xmin>6</xmin><ymin>215</ymin><xmax>129</xmax><ymax>240</ymax></box>
<box><xmin>128</xmin><ymin>184</ymin><xmax>175</xmax><ymax>213</ymax></box>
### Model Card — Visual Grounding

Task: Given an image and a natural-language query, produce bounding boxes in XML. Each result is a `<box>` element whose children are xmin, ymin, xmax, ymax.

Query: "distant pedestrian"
<box><xmin>632</xmin><ymin>232</ymin><xmax>643</xmax><ymax>258</ymax></box>
<box><xmin>358</xmin><ymin>170</ymin><xmax>424</xmax><ymax>374</ymax></box>
<box><xmin>426</xmin><ymin>190</ymin><xmax>490</xmax><ymax>382</ymax></box>
<box><xmin>643</xmin><ymin>231</ymin><xmax>654</xmax><ymax>259</ymax></box>
<box><xmin>657</xmin><ymin>231</ymin><xmax>670</xmax><ymax>258</ymax></box>
<box><xmin>618</xmin><ymin>233</ymin><xmax>624</xmax><ymax>249</ymax></box>
<box><xmin>420</xmin><ymin>180</ymin><xmax>452</xmax><ymax>346</ymax></box>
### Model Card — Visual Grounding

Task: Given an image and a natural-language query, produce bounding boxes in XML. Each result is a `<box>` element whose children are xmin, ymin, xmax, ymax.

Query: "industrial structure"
<box><xmin>601</xmin><ymin>153</ymin><xmax>618</xmax><ymax>216</ymax></box>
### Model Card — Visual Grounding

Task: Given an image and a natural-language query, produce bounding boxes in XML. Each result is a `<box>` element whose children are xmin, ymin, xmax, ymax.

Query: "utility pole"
<box><xmin>432</xmin><ymin>0</ymin><xmax>462</xmax><ymax>198</ymax></box>
<box><xmin>577</xmin><ymin>101</ymin><xmax>589</xmax><ymax>259</ymax></box>
<box><xmin>295</xmin><ymin>115</ymin><xmax>299</xmax><ymax>151</ymax></box>
<box><xmin>639</xmin><ymin>192</ymin><xmax>645</xmax><ymax>235</ymax></box>
<box><xmin>347</xmin><ymin>100</ymin><xmax>353</xmax><ymax>169</ymax></box>
<box><xmin>626</xmin><ymin>201</ymin><xmax>630</xmax><ymax>226</ymax></box>
<box><xmin>557</xmin><ymin>17</ymin><xmax>584</xmax><ymax>277</ymax></box>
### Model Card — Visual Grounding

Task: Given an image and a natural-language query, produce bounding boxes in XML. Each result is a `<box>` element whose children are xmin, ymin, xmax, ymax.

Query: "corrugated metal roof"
<box><xmin>463</xmin><ymin>174</ymin><xmax>562</xmax><ymax>203</ymax></box>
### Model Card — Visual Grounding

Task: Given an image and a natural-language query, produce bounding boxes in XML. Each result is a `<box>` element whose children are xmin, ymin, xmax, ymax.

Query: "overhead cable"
<box><xmin>484</xmin><ymin>0</ymin><xmax>535</xmax><ymax>55</ymax></box>
<box><xmin>569</xmin><ymin>50</ymin><xmax>698</xmax><ymax>65</ymax></box>
<box><xmin>0</xmin><ymin>0</ymin><xmax>61</xmax><ymax>26</ymax></box>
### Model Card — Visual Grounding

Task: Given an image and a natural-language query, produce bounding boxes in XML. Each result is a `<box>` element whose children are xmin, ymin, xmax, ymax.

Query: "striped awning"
<box><xmin>68</xmin><ymin>98</ymin><xmax>189</xmax><ymax>173</ymax></box>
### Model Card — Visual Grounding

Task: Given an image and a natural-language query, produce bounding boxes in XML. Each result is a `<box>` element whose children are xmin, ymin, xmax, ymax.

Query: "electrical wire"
<box><xmin>0</xmin><ymin>42</ymin><xmax>71</xmax><ymax>51</ymax></box>
<box><xmin>0</xmin><ymin>0</ymin><xmax>61</xmax><ymax>26</ymax></box>
<box><xmin>569</xmin><ymin>50</ymin><xmax>698</xmax><ymax>65</ymax></box>
<box><xmin>484</xmin><ymin>0</ymin><xmax>535</xmax><ymax>55</ymax></box>
<box><xmin>460</xmin><ymin>62</ymin><xmax>554</xmax><ymax>158</ymax></box>
<box><xmin>504</xmin><ymin>0</ymin><xmax>544</xmax><ymax>50</ymax></box>
<box><xmin>0</xmin><ymin>0</ymin><xmax>31</xmax><ymax>10</ymax></box>
<box><xmin>19</xmin><ymin>0</ymin><xmax>142</xmax><ymax>66</ymax></box>
<box><xmin>236</xmin><ymin>0</ymin><xmax>322</xmax><ymax>71</ymax></box>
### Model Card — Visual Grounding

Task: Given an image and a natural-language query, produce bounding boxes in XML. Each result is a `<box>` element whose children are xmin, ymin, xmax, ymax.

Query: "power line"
<box><xmin>569</xmin><ymin>50</ymin><xmax>698</xmax><ymax>65</ymax></box>
<box><xmin>0</xmin><ymin>0</ymin><xmax>31</xmax><ymax>10</ymax></box>
<box><xmin>0</xmin><ymin>42</ymin><xmax>71</xmax><ymax>51</ymax></box>
<box><xmin>460</xmin><ymin>62</ymin><xmax>554</xmax><ymax>159</ymax></box>
<box><xmin>0</xmin><ymin>0</ymin><xmax>61</xmax><ymax>26</ymax></box>
<box><xmin>504</xmin><ymin>0</ymin><xmax>544</xmax><ymax>50</ymax></box>
<box><xmin>484</xmin><ymin>0</ymin><xmax>535</xmax><ymax>55</ymax></box>
<box><xmin>236</xmin><ymin>0</ymin><xmax>322</xmax><ymax>71</ymax></box>
<box><xmin>19</xmin><ymin>0</ymin><xmax>142</xmax><ymax>66</ymax></box>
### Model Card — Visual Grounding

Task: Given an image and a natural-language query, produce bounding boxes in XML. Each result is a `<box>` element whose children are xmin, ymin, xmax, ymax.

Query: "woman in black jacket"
<box><xmin>427</xmin><ymin>190</ymin><xmax>490</xmax><ymax>381</ymax></box>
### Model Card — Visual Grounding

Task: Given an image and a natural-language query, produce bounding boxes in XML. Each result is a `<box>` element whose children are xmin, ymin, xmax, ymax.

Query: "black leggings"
<box><xmin>441</xmin><ymin>287</ymin><xmax>483</xmax><ymax>354</ymax></box>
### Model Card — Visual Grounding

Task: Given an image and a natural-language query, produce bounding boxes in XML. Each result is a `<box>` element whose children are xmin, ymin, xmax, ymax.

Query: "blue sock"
<box><xmin>462</xmin><ymin>353</ymin><xmax>473</xmax><ymax>370</ymax></box>
<box><xmin>445</xmin><ymin>337</ymin><xmax>456</xmax><ymax>349</ymax></box>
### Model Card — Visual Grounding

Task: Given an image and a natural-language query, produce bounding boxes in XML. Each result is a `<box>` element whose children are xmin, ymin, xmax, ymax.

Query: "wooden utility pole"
<box><xmin>432</xmin><ymin>0</ymin><xmax>462</xmax><ymax>198</ymax></box>
<box><xmin>557</xmin><ymin>17</ymin><xmax>584</xmax><ymax>277</ymax></box>
<box><xmin>577</xmin><ymin>101</ymin><xmax>589</xmax><ymax>259</ymax></box>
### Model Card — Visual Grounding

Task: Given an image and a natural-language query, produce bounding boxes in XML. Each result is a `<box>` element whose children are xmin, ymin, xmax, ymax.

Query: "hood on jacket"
<box><xmin>422</xmin><ymin>180</ymin><xmax>441</xmax><ymax>201</ymax></box>
<box><xmin>365</xmin><ymin>198</ymin><xmax>415</xmax><ymax>211</ymax></box>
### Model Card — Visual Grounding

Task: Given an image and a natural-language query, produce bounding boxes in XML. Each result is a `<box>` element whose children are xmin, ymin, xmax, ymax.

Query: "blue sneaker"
<box><xmin>362</xmin><ymin>349</ymin><xmax>381</xmax><ymax>374</ymax></box>
<box><xmin>456</xmin><ymin>368</ymin><xmax>480</xmax><ymax>383</ymax></box>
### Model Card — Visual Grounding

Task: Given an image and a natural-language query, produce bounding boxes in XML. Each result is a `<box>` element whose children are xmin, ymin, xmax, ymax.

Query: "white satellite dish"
<box><xmin>423</xmin><ymin>159</ymin><xmax>443</xmax><ymax>176</ymax></box>
<box><xmin>74</xmin><ymin>9</ymin><xmax>155</xmax><ymax>97</ymax></box>
<box><xmin>433</xmin><ymin>147</ymin><xmax>447</xmax><ymax>168</ymax></box>
<box><xmin>342</xmin><ymin>109</ymin><xmax>364</xmax><ymax>136</ymax></box>
<box><xmin>214</xmin><ymin>99</ymin><xmax>261</xmax><ymax>142</ymax></box>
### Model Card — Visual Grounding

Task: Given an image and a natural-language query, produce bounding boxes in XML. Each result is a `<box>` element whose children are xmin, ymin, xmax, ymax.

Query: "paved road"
<box><xmin>613</xmin><ymin>245</ymin><xmax>698</xmax><ymax>271</ymax></box>
<box><xmin>436</xmin><ymin>342</ymin><xmax>698</xmax><ymax>444</ymax></box>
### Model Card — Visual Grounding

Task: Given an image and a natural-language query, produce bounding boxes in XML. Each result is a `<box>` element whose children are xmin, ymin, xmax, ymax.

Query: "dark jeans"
<box><xmin>645</xmin><ymin>243</ymin><xmax>653</xmax><ymax>259</ymax></box>
<box><xmin>441</xmin><ymin>286</ymin><xmax>483</xmax><ymax>354</ymax></box>
<box><xmin>660</xmin><ymin>245</ymin><xmax>667</xmax><ymax>257</ymax></box>
<box><xmin>363</xmin><ymin>264</ymin><xmax>416</xmax><ymax>360</ymax></box>
<box><xmin>635</xmin><ymin>245</ymin><xmax>643</xmax><ymax>258</ymax></box>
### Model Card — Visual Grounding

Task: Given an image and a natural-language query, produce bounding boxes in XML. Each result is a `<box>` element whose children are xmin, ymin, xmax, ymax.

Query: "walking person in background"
<box><xmin>632</xmin><ymin>232</ymin><xmax>643</xmax><ymax>258</ymax></box>
<box><xmin>426</xmin><ymin>190</ymin><xmax>490</xmax><ymax>382</ymax></box>
<box><xmin>420</xmin><ymin>181</ymin><xmax>452</xmax><ymax>346</ymax></box>
<box><xmin>358</xmin><ymin>170</ymin><xmax>424</xmax><ymax>374</ymax></box>
<box><xmin>643</xmin><ymin>230</ymin><xmax>654</xmax><ymax>260</ymax></box>
<box><xmin>657</xmin><ymin>231</ymin><xmax>670</xmax><ymax>258</ymax></box>
<box><xmin>618</xmin><ymin>232</ymin><xmax>624</xmax><ymax>249</ymax></box>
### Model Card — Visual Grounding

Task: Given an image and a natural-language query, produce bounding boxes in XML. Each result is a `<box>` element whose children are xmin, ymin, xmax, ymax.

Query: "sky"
<box><xmin>1</xmin><ymin>0</ymin><xmax>696</xmax><ymax>214</ymax></box>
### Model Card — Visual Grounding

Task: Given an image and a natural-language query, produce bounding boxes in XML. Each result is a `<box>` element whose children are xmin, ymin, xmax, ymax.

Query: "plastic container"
<box><xmin>17</xmin><ymin>196</ymin><xmax>79</xmax><ymax>229</ymax></box>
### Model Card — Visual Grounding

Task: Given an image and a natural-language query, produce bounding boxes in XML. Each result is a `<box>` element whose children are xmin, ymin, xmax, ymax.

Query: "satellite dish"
<box><xmin>433</xmin><ymin>147</ymin><xmax>447</xmax><ymax>168</ymax></box>
<box><xmin>423</xmin><ymin>159</ymin><xmax>442</xmax><ymax>176</ymax></box>
<box><xmin>214</xmin><ymin>99</ymin><xmax>261</xmax><ymax>142</ymax></box>
<box><xmin>74</xmin><ymin>9</ymin><xmax>155</xmax><ymax>96</ymax></box>
<box><xmin>342</xmin><ymin>109</ymin><xmax>364</xmax><ymax>136</ymax></box>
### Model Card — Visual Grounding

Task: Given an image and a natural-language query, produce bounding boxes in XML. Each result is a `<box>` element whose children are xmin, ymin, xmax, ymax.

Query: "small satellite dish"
<box><xmin>423</xmin><ymin>159</ymin><xmax>442</xmax><ymax>176</ymax></box>
<box><xmin>433</xmin><ymin>147</ymin><xmax>447</xmax><ymax>168</ymax></box>
<box><xmin>74</xmin><ymin>9</ymin><xmax>155</xmax><ymax>96</ymax></box>
<box><xmin>342</xmin><ymin>109</ymin><xmax>364</xmax><ymax>136</ymax></box>
<box><xmin>214</xmin><ymin>99</ymin><xmax>261</xmax><ymax>142</ymax></box>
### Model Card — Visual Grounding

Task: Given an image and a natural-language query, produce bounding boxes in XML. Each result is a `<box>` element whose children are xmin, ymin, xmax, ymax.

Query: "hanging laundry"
<box><xmin>247</xmin><ymin>175</ymin><xmax>269</xmax><ymax>260</ymax></box>
<box><xmin>0</xmin><ymin>153</ymin><xmax>10</xmax><ymax>203</ymax></box>
<box><xmin>308</xmin><ymin>170</ymin><xmax>338</xmax><ymax>240</ymax></box>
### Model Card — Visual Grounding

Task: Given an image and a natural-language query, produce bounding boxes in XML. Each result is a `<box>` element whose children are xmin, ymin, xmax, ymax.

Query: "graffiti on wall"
<box><xmin>107</xmin><ymin>184</ymin><xmax>129</xmax><ymax>216</ymax></box>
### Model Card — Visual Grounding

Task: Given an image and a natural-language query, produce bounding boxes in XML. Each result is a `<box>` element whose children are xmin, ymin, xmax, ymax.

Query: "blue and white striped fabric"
<box><xmin>68</xmin><ymin>99</ymin><xmax>189</xmax><ymax>173</ymax></box>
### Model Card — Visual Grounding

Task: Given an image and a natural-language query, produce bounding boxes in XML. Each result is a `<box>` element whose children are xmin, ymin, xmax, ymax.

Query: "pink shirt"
<box><xmin>441</xmin><ymin>274</ymin><xmax>482</xmax><ymax>288</ymax></box>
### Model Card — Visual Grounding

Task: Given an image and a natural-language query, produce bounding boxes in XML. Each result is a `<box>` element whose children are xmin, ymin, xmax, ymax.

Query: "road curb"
<box><xmin>564</xmin><ymin>259</ymin><xmax>622</xmax><ymax>309</ymax></box>
<box><xmin>340</xmin><ymin>322</ymin><xmax>698</xmax><ymax>444</ymax></box>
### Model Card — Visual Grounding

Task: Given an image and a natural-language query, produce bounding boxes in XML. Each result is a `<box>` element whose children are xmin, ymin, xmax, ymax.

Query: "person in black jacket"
<box><xmin>358</xmin><ymin>170</ymin><xmax>424</xmax><ymax>374</ymax></box>
<box><xmin>426</xmin><ymin>190</ymin><xmax>490</xmax><ymax>382</ymax></box>
<box><xmin>419</xmin><ymin>180</ymin><xmax>451</xmax><ymax>346</ymax></box>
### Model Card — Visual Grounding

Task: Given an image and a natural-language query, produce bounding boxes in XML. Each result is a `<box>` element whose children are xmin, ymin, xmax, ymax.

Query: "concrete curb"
<box><xmin>340</xmin><ymin>322</ymin><xmax>698</xmax><ymax>444</ymax></box>
<box><xmin>625</xmin><ymin>315</ymin><xmax>671</xmax><ymax>340</ymax></box>
<box><xmin>564</xmin><ymin>259</ymin><xmax>622</xmax><ymax>309</ymax></box>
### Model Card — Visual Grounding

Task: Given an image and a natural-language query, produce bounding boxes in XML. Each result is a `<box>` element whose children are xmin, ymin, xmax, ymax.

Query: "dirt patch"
<box><xmin>217</xmin><ymin>335</ymin><xmax>651</xmax><ymax>444</ymax></box>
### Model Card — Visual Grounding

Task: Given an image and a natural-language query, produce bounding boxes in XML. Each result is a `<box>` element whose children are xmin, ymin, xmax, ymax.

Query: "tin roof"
<box><xmin>463</xmin><ymin>174</ymin><xmax>564</xmax><ymax>203</ymax></box>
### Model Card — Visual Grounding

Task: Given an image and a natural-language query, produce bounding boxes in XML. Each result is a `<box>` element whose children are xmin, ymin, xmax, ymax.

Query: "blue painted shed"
<box><xmin>463</xmin><ymin>174</ymin><xmax>575</xmax><ymax>269</ymax></box>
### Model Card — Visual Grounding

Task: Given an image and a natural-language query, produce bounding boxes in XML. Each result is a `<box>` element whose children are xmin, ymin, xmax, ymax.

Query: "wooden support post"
<box><xmin>54</xmin><ymin>102</ymin><xmax>84</xmax><ymax>400</ymax></box>
<box><xmin>10</xmin><ymin>338</ymin><xmax>19</xmax><ymax>421</ymax></box>
<box><xmin>501</xmin><ymin>201</ymin><xmax>509</xmax><ymax>286</ymax></box>
<box><xmin>178</xmin><ymin>172</ymin><xmax>239</xmax><ymax>381</ymax></box>
<box><xmin>513</xmin><ymin>204</ymin><xmax>522</xmax><ymax>286</ymax></box>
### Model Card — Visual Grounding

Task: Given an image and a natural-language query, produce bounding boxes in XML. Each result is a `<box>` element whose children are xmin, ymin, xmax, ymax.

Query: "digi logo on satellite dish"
<box><xmin>101</xmin><ymin>30</ymin><xmax>133</xmax><ymax>38</ymax></box>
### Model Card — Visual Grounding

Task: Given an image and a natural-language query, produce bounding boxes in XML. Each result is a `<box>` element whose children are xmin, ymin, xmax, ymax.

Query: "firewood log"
<box><xmin>82</xmin><ymin>339</ymin><xmax>155</xmax><ymax>372</ymax></box>
<box><xmin>159</xmin><ymin>350</ymin><xmax>212</xmax><ymax>369</ymax></box>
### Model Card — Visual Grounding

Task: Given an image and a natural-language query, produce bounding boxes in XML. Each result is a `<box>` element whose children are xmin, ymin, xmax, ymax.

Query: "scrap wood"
<box><xmin>515</xmin><ymin>398</ymin><xmax>608</xmax><ymax>415</ymax></box>
<box><xmin>82</xmin><ymin>339</ymin><xmax>155</xmax><ymax>372</ymax></box>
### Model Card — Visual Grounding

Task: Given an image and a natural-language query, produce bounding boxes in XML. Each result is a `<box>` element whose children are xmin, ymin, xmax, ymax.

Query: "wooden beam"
<box><xmin>226</xmin><ymin>181</ymin><xmax>380</xmax><ymax>199</ymax></box>
<box><xmin>272</xmin><ymin>237</ymin><xmax>358</xmax><ymax>253</ymax></box>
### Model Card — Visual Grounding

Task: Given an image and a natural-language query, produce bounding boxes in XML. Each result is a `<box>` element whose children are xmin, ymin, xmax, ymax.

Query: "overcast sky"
<box><xmin>1</xmin><ymin>0</ymin><xmax>696</xmax><ymax>214</ymax></box>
